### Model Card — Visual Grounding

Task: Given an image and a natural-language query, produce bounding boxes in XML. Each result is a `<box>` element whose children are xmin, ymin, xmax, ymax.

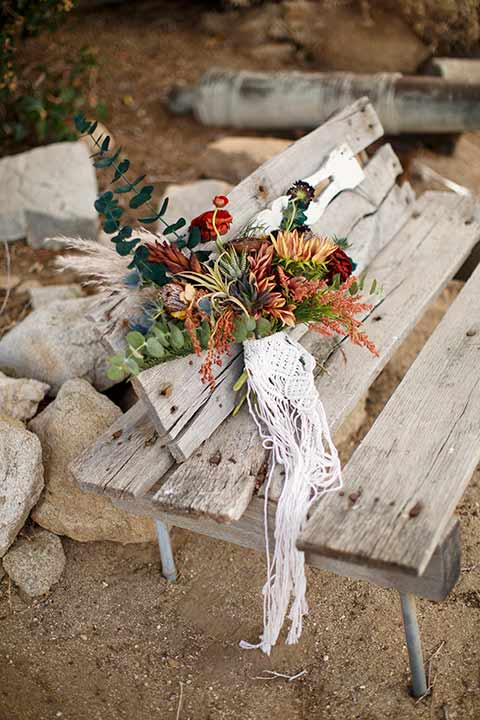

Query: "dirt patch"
<box><xmin>1</xmin><ymin>3</ymin><xmax>479</xmax><ymax>719</ymax></box>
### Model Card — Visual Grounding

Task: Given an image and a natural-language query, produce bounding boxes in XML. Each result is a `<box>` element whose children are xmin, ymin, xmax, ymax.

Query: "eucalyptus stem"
<box><xmin>89</xmin><ymin>131</ymin><xmax>183</xmax><ymax>242</ymax></box>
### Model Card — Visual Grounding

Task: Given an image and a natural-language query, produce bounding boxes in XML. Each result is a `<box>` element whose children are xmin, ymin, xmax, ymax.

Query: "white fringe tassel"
<box><xmin>240</xmin><ymin>331</ymin><xmax>342</xmax><ymax>655</ymax></box>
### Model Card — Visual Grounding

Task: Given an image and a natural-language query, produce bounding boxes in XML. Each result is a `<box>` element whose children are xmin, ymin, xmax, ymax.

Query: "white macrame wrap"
<box><xmin>240</xmin><ymin>331</ymin><xmax>342</xmax><ymax>655</ymax></box>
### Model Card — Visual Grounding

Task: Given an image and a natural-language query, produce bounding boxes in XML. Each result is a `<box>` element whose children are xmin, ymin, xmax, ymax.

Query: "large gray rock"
<box><xmin>28</xmin><ymin>284</ymin><xmax>84</xmax><ymax>310</ymax></box>
<box><xmin>199</xmin><ymin>137</ymin><xmax>291</xmax><ymax>184</ymax></box>
<box><xmin>2</xmin><ymin>529</ymin><xmax>66</xmax><ymax>598</ymax></box>
<box><xmin>0</xmin><ymin>371</ymin><xmax>50</xmax><ymax>421</ymax></box>
<box><xmin>29</xmin><ymin>379</ymin><xmax>156</xmax><ymax>544</ymax></box>
<box><xmin>0</xmin><ymin>416</ymin><xmax>44</xmax><ymax>557</ymax></box>
<box><xmin>160</xmin><ymin>179</ymin><xmax>232</xmax><ymax>225</ymax></box>
<box><xmin>0</xmin><ymin>297</ymin><xmax>112</xmax><ymax>395</ymax></box>
<box><xmin>0</xmin><ymin>141</ymin><xmax>97</xmax><ymax>247</ymax></box>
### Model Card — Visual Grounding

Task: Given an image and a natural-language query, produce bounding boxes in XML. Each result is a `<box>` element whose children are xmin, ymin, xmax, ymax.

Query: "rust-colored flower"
<box><xmin>324</xmin><ymin>247</ymin><xmax>353</xmax><ymax>284</ymax></box>
<box><xmin>272</xmin><ymin>229</ymin><xmax>336</xmax><ymax>265</ymax></box>
<box><xmin>145</xmin><ymin>240</ymin><xmax>202</xmax><ymax>274</ymax></box>
<box><xmin>263</xmin><ymin>292</ymin><xmax>296</xmax><ymax>327</ymax></box>
<box><xmin>189</xmin><ymin>209</ymin><xmax>233</xmax><ymax>242</ymax></box>
<box><xmin>248</xmin><ymin>243</ymin><xmax>275</xmax><ymax>293</ymax></box>
<box><xmin>276</xmin><ymin>265</ymin><xmax>321</xmax><ymax>302</ymax></box>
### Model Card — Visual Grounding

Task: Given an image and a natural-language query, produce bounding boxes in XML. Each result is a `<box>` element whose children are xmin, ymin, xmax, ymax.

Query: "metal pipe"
<box><xmin>169</xmin><ymin>69</ymin><xmax>480</xmax><ymax>135</ymax></box>
<box><xmin>156</xmin><ymin>520</ymin><xmax>177</xmax><ymax>582</ymax></box>
<box><xmin>399</xmin><ymin>592</ymin><xmax>427</xmax><ymax>698</ymax></box>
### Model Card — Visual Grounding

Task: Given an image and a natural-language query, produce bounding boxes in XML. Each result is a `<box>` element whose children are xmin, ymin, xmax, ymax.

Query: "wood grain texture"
<box><xmin>113</xmin><ymin>493</ymin><xmax>460</xmax><ymax>602</ymax></box>
<box><xmin>71</xmin><ymin>401</ymin><xmax>172</xmax><ymax>499</ymax></box>
<box><xmin>134</xmin><ymin>143</ymin><xmax>404</xmax><ymax>460</ymax></box>
<box><xmin>299</xmin><ymin>256</ymin><xmax>480</xmax><ymax>577</ymax></box>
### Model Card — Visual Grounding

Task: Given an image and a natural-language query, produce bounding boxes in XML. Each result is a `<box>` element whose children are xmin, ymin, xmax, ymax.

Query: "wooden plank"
<box><xmin>149</xmin><ymin>192</ymin><xmax>479</xmax><ymax>521</ymax></box>
<box><xmin>298</xmin><ymin>259</ymin><xmax>480</xmax><ymax>576</ymax></box>
<box><xmin>112</xmin><ymin>493</ymin><xmax>461</xmax><ymax>602</ymax></box>
<box><xmin>134</xmin><ymin>143</ymin><xmax>404</xmax><ymax>460</ymax></box>
<box><xmin>218</xmin><ymin>96</ymin><xmax>384</xmax><ymax>243</ymax></box>
<box><xmin>71</xmin><ymin>401</ymin><xmax>173</xmax><ymax>500</ymax></box>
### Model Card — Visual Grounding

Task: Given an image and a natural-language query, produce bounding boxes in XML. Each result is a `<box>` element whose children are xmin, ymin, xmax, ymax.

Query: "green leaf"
<box><xmin>169</xmin><ymin>324</ymin><xmax>185</xmax><ymax>350</ymax></box>
<box><xmin>129</xmin><ymin>192</ymin><xmax>148</xmax><ymax>209</ymax></box>
<box><xmin>233</xmin><ymin>316</ymin><xmax>248</xmax><ymax>343</ymax></box>
<box><xmin>125</xmin><ymin>357</ymin><xmax>141</xmax><ymax>375</ymax></box>
<box><xmin>245</xmin><ymin>316</ymin><xmax>257</xmax><ymax>333</ymax></box>
<box><xmin>103</xmin><ymin>219</ymin><xmax>119</xmax><ymax>234</ymax></box>
<box><xmin>111</xmin><ymin>225</ymin><xmax>132</xmax><ymax>243</ymax></box>
<box><xmin>107</xmin><ymin>365</ymin><xmax>126</xmax><ymax>382</ymax></box>
<box><xmin>349</xmin><ymin>280</ymin><xmax>359</xmax><ymax>296</ymax></box>
<box><xmin>187</xmin><ymin>226</ymin><xmax>201</xmax><ymax>248</ymax></box>
<box><xmin>255</xmin><ymin>317</ymin><xmax>272</xmax><ymax>338</ymax></box>
<box><xmin>197</xmin><ymin>320</ymin><xmax>211</xmax><ymax>349</ymax></box>
<box><xmin>116</xmin><ymin>238</ymin><xmax>140</xmax><ymax>255</ymax></box>
<box><xmin>113</xmin><ymin>159</ymin><xmax>130</xmax><ymax>182</ymax></box>
<box><xmin>152</xmin><ymin>328</ymin><xmax>170</xmax><ymax>347</ymax></box>
<box><xmin>110</xmin><ymin>354</ymin><xmax>126</xmax><ymax>367</ymax></box>
<box><xmin>138</xmin><ymin>214</ymin><xmax>160</xmax><ymax>224</ymax></box>
<box><xmin>194</xmin><ymin>250</ymin><xmax>212</xmax><ymax>263</ymax></box>
<box><xmin>87</xmin><ymin>120</ymin><xmax>98</xmax><ymax>135</ymax></box>
<box><xmin>370</xmin><ymin>278</ymin><xmax>377</xmax><ymax>294</ymax></box>
<box><xmin>146</xmin><ymin>337</ymin><xmax>165</xmax><ymax>358</ymax></box>
<box><xmin>114</xmin><ymin>182</ymin><xmax>133</xmax><ymax>194</ymax></box>
<box><xmin>163</xmin><ymin>218</ymin><xmax>186</xmax><ymax>235</ymax></box>
<box><xmin>127</xmin><ymin>331</ymin><xmax>145</xmax><ymax>349</ymax></box>
<box><xmin>158</xmin><ymin>196</ymin><xmax>169</xmax><ymax>217</ymax></box>
<box><xmin>101</xmin><ymin>136</ymin><xmax>110</xmax><ymax>152</ymax></box>
<box><xmin>73</xmin><ymin>112</ymin><xmax>90</xmax><ymax>133</ymax></box>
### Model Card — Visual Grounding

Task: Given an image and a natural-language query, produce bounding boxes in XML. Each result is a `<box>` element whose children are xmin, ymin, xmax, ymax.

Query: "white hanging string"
<box><xmin>240</xmin><ymin>331</ymin><xmax>342</xmax><ymax>655</ymax></box>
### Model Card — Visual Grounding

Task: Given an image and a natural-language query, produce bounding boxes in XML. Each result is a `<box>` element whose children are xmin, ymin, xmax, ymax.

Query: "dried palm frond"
<box><xmin>53</xmin><ymin>231</ymin><xmax>162</xmax><ymax>317</ymax></box>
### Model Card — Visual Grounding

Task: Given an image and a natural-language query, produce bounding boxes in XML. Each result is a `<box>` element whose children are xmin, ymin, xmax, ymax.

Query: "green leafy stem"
<box><xmin>73</xmin><ymin>112</ymin><xmax>204</xmax><ymax>285</ymax></box>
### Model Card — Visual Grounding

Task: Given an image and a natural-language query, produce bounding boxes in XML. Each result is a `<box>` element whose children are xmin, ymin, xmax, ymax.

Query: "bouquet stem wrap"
<box><xmin>240</xmin><ymin>331</ymin><xmax>342</xmax><ymax>654</ymax></box>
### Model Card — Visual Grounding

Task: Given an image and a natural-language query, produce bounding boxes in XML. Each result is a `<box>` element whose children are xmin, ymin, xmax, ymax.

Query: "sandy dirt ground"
<box><xmin>1</xmin><ymin>3</ymin><xmax>480</xmax><ymax>719</ymax></box>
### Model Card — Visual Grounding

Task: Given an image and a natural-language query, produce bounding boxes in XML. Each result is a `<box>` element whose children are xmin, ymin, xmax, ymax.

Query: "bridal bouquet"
<box><xmin>61</xmin><ymin>113</ymin><xmax>380</xmax><ymax>654</ymax></box>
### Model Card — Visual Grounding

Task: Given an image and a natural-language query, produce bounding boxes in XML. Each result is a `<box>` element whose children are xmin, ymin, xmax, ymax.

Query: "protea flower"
<box><xmin>146</xmin><ymin>240</ymin><xmax>202</xmax><ymax>274</ymax></box>
<box><xmin>159</xmin><ymin>282</ymin><xmax>196</xmax><ymax>319</ymax></box>
<box><xmin>271</xmin><ymin>229</ymin><xmax>337</xmax><ymax>280</ymax></box>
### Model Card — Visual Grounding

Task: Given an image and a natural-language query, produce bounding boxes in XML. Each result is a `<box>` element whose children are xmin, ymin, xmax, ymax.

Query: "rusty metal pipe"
<box><xmin>169</xmin><ymin>69</ymin><xmax>480</xmax><ymax>135</ymax></box>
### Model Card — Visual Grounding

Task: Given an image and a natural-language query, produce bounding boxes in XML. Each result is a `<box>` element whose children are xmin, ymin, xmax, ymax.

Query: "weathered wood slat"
<box><xmin>298</xmin><ymin>258</ymin><xmax>480</xmax><ymax>576</ymax></box>
<box><xmin>71</xmin><ymin>400</ymin><xmax>172</xmax><ymax>500</ymax></box>
<box><xmin>150</xmin><ymin>192</ymin><xmax>480</xmax><ymax>521</ymax></box>
<box><xmin>72</xmin><ymin>192</ymin><xmax>479</xmax><ymax>517</ymax></box>
<box><xmin>112</xmin><ymin>493</ymin><xmax>460</xmax><ymax>603</ymax></box>
<box><xmin>133</xmin><ymin>143</ymin><xmax>405</xmax><ymax>460</ymax></box>
<box><xmin>213</xmin><ymin>96</ymin><xmax>384</xmax><ymax>244</ymax></box>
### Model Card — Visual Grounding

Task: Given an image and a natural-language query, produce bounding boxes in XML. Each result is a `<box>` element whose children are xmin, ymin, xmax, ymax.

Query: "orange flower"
<box><xmin>189</xmin><ymin>209</ymin><xmax>233</xmax><ymax>242</ymax></box>
<box><xmin>263</xmin><ymin>292</ymin><xmax>296</xmax><ymax>327</ymax></box>
<box><xmin>146</xmin><ymin>240</ymin><xmax>202</xmax><ymax>274</ymax></box>
<box><xmin>272</xmin><ymin>229</ymin><xmax>336</xmax><ymax>264</ymax></box>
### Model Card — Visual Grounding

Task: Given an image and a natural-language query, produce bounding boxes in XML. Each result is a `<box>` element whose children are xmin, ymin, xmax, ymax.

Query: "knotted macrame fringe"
<box><xmin>240</xmin><ymin>332</ymin><xmax>342</xmax><ymax>655</ymax></box>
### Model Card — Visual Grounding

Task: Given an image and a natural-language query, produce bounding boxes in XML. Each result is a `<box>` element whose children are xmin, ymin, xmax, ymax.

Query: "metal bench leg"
<box><xmin>156</xmin><ymin>520</ymin><xmax>177</xmax><ymax>582</ymax></box>
<box><xmin>399</xmin><ymin>592</ymin><xmax>427</xmax><ymax>698</ymax></box>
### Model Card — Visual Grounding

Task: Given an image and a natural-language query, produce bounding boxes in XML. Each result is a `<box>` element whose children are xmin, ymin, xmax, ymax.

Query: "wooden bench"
<box><xmin>71</xmin><ymin>99</ymin><xmax>480</xmax><ymax>698</ymax></box>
